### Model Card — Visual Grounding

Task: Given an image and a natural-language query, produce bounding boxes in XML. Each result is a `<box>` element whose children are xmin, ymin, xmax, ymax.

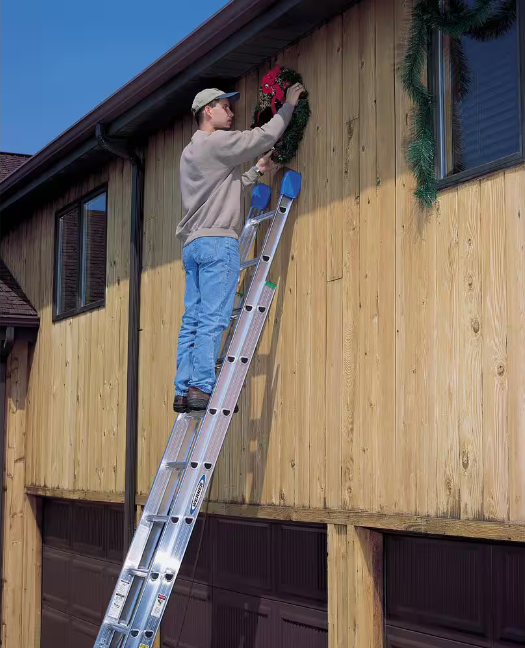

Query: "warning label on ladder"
<box><xmin>151</xmin><ymin>594</ymin><xmax>167</xmax><ymax>618</ymax></box>
<box><xmin>107</xmin><ymin>579</ymin><xmax>131</xmax><ymax>620</ymax></box>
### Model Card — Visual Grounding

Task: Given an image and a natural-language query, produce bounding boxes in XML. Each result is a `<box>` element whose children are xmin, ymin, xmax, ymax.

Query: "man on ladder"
<box><xmin>174</xmin><ymin>82</ymin><xmax>304</xmax><ymax>413</ymax></box>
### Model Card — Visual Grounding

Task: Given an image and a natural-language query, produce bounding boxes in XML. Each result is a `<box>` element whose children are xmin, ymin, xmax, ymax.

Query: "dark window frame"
<box><xmin>430</xmin><ymin>2</ymin><xmax>525</xmax><ymax>190</ymax></box>
<box><xmin>53</xmin><ymin>185</ymin><xmax>108</xmax><ymax>323</ymax></box>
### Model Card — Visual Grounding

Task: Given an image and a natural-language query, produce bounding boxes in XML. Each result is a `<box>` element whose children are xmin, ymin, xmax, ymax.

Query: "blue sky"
<box><xmin>0</xmin><ymin>0</ymin><xmax>228</xmax><ymax>154</ymax></box>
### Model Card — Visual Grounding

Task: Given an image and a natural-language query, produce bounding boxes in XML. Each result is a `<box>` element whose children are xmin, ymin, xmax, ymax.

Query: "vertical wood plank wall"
<box><xmin>0</xmin><ymin>0</ymin><xmax>523</xmax><ymax>524</ymax></box>
<box><xmin>135</xmin><ymin>0</ymin><xmax>525</xmax><ymax>523</ymax></box>
<box><xmin>0</xmin><ymin>159</ymin><xmax>131</xmax><ymax>495</ymax></box>
<box><xmin>1</xmin><ymin>342</ymin><xmax>42</xmax><ymax>648</ymax></box>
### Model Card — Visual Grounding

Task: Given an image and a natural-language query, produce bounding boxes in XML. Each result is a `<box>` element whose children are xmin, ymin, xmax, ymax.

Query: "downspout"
<box><xmin>96</xmin><ymin>124</ymin><xmax>144</xmax><ymax>549</ymax></box>
<box><xmin>0</xmin><ymin>327</ymin><xmax>15</xmax><ymax>635</ymax></box>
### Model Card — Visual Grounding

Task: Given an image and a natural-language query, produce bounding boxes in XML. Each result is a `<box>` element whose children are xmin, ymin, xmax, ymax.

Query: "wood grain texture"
<box><xmin>328</xmin><ymin>525</ymin><xmax>348</xmax><ymax>648</ymax></box>
<box><xmin>458</xmin><ymin>181</ymin><xmax>484</xmax><ymax>520</ymax></box>
<box><xmin>1</xmin><ymin>163</ymin><xmax>127</xmax><ymax>497</ymax></box>
<box><xmin>481</xmin><ymin>173</ymin><xmax>508</xmax><ymax>521</ymax></box>
<box><xmin>435</xmin><ymin>188</ymin><xmax>460</xmax><ymax>517</ymax></box>
<box><xmin>309</xmin><ymin>24</ymin><xmax>328</xmax><ymax>509</ymax></box>
<box><xmin>199</xmin><ymin>501</ymin><xmax>525</xmax><ymax>542</ymax></box>
<box><xmin>358</xmin><ymin>0</ymin><xmax>377</xmax><ymax>512</ymax></box>
<box><xmin>354</xmin><ymin>527</ymin><xmax>383</xmax><ymax>648</ymax></box>
<box><xmin>374</xmin><ymin>0</ymin><xmax>396</xmax><ymax>513</ymax></box>
<box><xmin>2</xmin><ymin>343</ymin><xmax>42</xmax><ymax>648</ymax></box>
<box><xmin>326</xmin><ymin>14</ymin><xmax>344</xmax><ymax>282</ymax></box>
<box><xmin>341</xmin><ymin>3</ymin><xmax>360</xmax><ymax>511</ymax></box>
<box><xmin>329</xmin><ymin>525</ymin><xmax>384</xmax><ymax>648</ymax></box>
<box><xmin>505</xmin><ymin>167</ymin><xmax>525</xmax><ymax>523</ymax></box>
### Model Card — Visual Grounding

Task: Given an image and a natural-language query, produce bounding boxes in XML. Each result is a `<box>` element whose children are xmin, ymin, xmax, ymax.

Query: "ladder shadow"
<box><xmin>241</xmin><ymin>170</ymin><xmax>297</xmax><ymax>508</ymax></box>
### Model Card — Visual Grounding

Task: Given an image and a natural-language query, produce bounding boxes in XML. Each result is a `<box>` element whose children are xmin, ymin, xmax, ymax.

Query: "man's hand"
<box><xmin>256</xmin><ymin>150</ymin><xmax>276</xmax><ymax>174</ymax></box>
<box><xmin>285</xmin><ymin>82</ymin><xmax>305</xmax><ymax>107</ymax></box>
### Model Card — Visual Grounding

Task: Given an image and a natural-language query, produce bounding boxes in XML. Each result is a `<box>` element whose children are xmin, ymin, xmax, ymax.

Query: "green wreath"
<box><xmin>401</xmin><ymin>0</ymin><xmax>517</xmax><ymax>208</ymax></box>
<box><xmin>251</xmin><ymin>66</ymin><xmax>311</xmax><ymax>165</ymax></box>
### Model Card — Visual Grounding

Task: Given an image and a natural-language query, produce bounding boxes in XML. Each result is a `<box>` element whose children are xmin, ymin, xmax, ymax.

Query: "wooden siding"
<box><xmin>2</xmin><ymin>342</ymin><xmax>42</xmax><ymax>648</ymax></box>
<box><xmin>0</xmin><ymin>0</ymin><xmax>523</xmax><ymax>525</ymax></box>
<box><xmin>0</xmin><ymin>159</ymin><xmax>131</xmax><ymax>495</ymax></box>
<box><xmin>135</xmin><ymin>0</ymin><xmax>525</xmax><ymax>524</ymax></box>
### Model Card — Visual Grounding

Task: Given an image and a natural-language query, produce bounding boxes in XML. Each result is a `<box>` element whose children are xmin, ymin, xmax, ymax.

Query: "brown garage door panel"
<box><xmin>43</xmin><ymin>547</ymin><xmax>119</xmax><ymax>623</ymax></box>
<box><xmin>162</xmin><ymin>580</ymin><xmax>212</xmax><ymax>648</ymax></box>
<box><xmin>71</xmin><ymin>555</ymin><xmax>111</xmax><ymax>624</ymax></box>
<box><xmin>43</xmin><ymin>498</ymin><xmax>124</xmax><ymax>560</ymax></box>
<box><xmin>278</xmin><ymin>602</ymin><xmax>328</xmax><ymax>648</ymax></box>
<box><xmin>178</xmin><ymin>517</ymin><xmax>212</xmax><ymax>585</ymax></box>
<box><xmin>42</xmin><ymin>547</ymin><xmax>71</xmax><ymax>614</ymax></box>
<box><xmin>70</xmin><ymin>617</ymin><xmax>99</xmax><ymax>648</ymax></box>
<box><xmin>493</xmin><ymin>545</ymin><xmax>525</xmax><ymax>648</ymax></box>
<box><xmin>41</xmin><ymin>606</ymin><xmax>69</xmax><ymax>646</ymax></box>
<box><xmin>43</xmin><ymin>499</ymin><xmax>72</xmax><ymax>549</ymax></box>
<box><xmin>213</xmin><ymin>587</ymin><xmax>274</xmax><ymax>648</ymax></box>
<box><xmin>213</xmin><ymin>518</ymin><xmax>273</xmax><ymax>595</ymax></box>
<box><xmin>276</xmin><ymin>524</ymin><xmax>327</xmax><ymax>607</ymax></box>
<box><xmin>72</xmin><ymin>502</ymin><xmax>106</xmax><ymax>558</ymax></box>
<box><xmin>386</xmin><ymin>626</ymin><xmax>485</xmax><ymax>648</ymax></box>
<box><xmin>385</xmin><ymin>535</ymin><xmax>491</xmax><ymax>645</ymax></box>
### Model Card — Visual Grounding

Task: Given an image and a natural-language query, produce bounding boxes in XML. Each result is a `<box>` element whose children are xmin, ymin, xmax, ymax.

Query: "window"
<box><xmin>434</xmin><ymin>1</ymin><xmax>524</xmax><ymax>184</ymax></box>
<box><xmin>54</xmin><ymin>189</ymin><xmax>107</xmax><ymax>320</ymax></box>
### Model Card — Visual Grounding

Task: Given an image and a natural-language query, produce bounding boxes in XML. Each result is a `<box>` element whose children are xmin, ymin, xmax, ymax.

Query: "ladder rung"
<box><xmin>166</xmin><ymin>461</ymin><xmax>187</xmax><ymax>470</ymax></box>
<box><xmin>252</xmin><ymin>209</ymin><xmax>275</xmax><ymax>224</ymax></box>
<box><xmin>240</xmin><ymin>258</ymin><xmax>259</xmax><ymax>270</ymax></box>
<box><xmin>187</xmin><ymin>410</ymin><xmax>205</xmax><ymax>419</ymax></box>
<box><xmin>109</xmin><ymin>622</ymin><xmax>129</xmax><ymax>634</ymax></box>
<box><xmin>146</xmin><ymin>515</ymin><xmax>170</xmax><ymax>523</ymax></box>
<box><xmin>129</xmin><ymin>568</ymin><xmax>149</xmax><ymax>578</ymax></box>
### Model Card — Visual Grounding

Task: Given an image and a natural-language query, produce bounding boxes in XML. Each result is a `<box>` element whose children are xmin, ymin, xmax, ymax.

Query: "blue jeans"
<box><xmin>175</xmin><ymin>236</ymin><xmax>240</xmax><ymax>396</ymax></box>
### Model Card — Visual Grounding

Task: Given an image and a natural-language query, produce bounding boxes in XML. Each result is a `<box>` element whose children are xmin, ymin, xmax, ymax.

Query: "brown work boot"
<box><xmin>187</xmin><ymin>387</ymin><xmax>240</xmax><ymax>414</ymax></box>
<box><xmin>187</xmin><ymin>387</ymin><xmax>211</xmax><ymax>411</ymax></box>
<box><xmin>173</xmin><ymin>394</ymin><xmax>189</xmax><ymax>413</ymax></box>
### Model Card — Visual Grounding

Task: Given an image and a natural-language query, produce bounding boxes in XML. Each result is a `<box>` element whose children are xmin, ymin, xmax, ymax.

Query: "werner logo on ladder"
<box><xmin>94</xmin><ymin>83</ymin><xmax>304</xmax><ymax>648</ymax></box>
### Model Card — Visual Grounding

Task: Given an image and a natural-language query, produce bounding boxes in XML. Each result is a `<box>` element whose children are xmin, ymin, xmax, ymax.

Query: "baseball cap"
<box><xmin>191</xmin><ymin>88</ymin><xmax>240</xmax><ymax>114</ymax></box>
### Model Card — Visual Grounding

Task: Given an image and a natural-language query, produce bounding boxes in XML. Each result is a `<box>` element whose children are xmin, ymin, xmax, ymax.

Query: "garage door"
<box><xmin>385</xmin><ymin>534</ymin><xmax>525</xmax><ymax>648</ymax></box>
<box><xmin>41</xmin><ymin>500</ymin><xmax>327</xmax><ymax>648</ymax></box>
<box><xmin>161</xmin><ymin>516</ymin><xmax>328</xmax><ymax>648</ymax></box>
<box><xmin>41</xmin><ymin>498</ymin><xmax>124</xmax><ymax>648</ymax></box>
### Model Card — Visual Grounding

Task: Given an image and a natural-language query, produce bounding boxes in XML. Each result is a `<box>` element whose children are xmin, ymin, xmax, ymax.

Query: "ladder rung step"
<box><xmin>109</xmin><ymin>622</ymin><xmax>129</xmax><ymax>634</ymax></box>
<box><xmin>240</xmin><ymin>258</ymin><xmax>259</xmax><ymax>270</ymax></box>
<box><xmin>166</xmin><ymin>461</ymin><xmax>187</xmax><ymax>470</ymax></box>
<box><xmin>129</xmin><ymin>568</ymin><xmax>149</xmax><ymax>578</ymax></box>
<box><xmin>146</xmin><ymin>515</ymin><xmax>171</xmax><ymax>523</ymax></box>
<box><xmin>252</xmin><ymin>209</ymin><xmax>276</xmax><ymax>223</ymax></box>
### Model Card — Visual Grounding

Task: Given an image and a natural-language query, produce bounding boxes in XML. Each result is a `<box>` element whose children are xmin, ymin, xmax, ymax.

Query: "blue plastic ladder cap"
<box><xmin>281</xmin><ymin>170</ymin><xmax>302</xmax><ymax>199</ymax></box>
<box><xmin>251</xmin><ymin>183</ymin><xmax>271</xmax><ymax>210</ymax></box>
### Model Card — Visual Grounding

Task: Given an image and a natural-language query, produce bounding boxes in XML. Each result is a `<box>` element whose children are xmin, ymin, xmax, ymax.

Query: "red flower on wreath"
<box><xmin>262</xmin><ymin>65</ymin><xmax>280</xmax><ymax>86</ymax></box>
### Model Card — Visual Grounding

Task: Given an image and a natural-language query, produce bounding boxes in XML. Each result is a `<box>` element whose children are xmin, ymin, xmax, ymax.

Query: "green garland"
<box><xmin>251</xmin><ymin>66</ymin><xmax>311</xmax><ymax>165</ymax></box>
<box><xmin>400</xmin><ymin>0</ymin><xmax>516</xmax><ymax>208</ymax></box>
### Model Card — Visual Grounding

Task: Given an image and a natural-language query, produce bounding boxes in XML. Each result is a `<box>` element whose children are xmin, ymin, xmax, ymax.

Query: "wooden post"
<box><xmin>2</xmin><ymin>341</ymin><xmax>42</xmax><ymax>648</ymax></box>
<box><xmin>328</xmin><ymin>524</ymin><xmax>384</xmax><ymax>648</ymax></box>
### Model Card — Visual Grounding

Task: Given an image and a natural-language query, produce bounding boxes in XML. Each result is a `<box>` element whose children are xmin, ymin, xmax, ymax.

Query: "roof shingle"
<box><xmin>0</xmin><ymin>151</ymin><xmax>32</xmax><ymax>182</ymax></box>
<box><xmin>0</xmin><ymin>258</ymin><xmax>39</xmax><ymax>327</ymax></box>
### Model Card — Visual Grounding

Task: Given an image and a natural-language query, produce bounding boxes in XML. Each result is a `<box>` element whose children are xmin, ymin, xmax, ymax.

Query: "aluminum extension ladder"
<box><xmin>94</xmin><ymin>169</ymin><xmax>302</xmax><ymax>648</ymax></box>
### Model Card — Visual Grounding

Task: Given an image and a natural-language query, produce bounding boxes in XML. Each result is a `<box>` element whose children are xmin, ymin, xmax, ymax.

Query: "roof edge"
<box><xmin>0</xmin><ymin>0</ymin><xmax>278</xmax><ymax>198</ymax></box>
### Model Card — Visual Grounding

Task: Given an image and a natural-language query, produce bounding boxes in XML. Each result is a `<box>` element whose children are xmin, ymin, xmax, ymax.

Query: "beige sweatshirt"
<box><xmin>177</xmin><ymin>102</ymin><xmax>294</xmax><ymax>246</ymax></box>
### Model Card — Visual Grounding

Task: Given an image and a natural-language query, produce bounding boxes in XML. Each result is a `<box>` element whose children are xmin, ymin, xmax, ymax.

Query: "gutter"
<box><xmin>96</xmin><ymin>124</ymin><xmax>144</xmax><ymax>550</ymax></box>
